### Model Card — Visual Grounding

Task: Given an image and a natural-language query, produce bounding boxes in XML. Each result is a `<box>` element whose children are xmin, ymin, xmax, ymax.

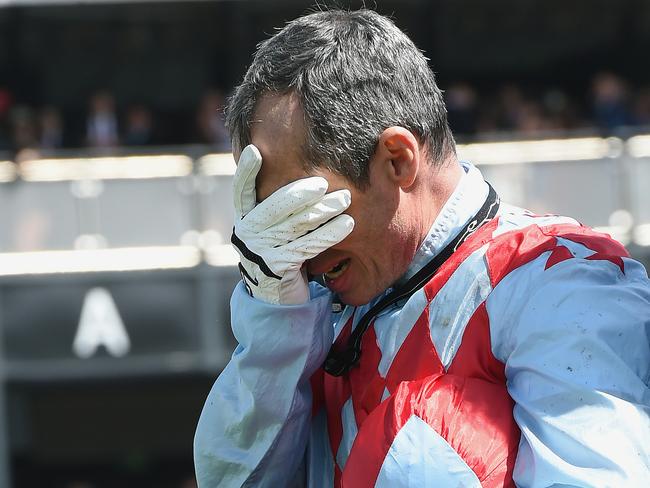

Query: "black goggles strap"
<box><xmin>323</xmin><ymin>183</ymin><xmax>500</xmax><ymax>377</ymax></box>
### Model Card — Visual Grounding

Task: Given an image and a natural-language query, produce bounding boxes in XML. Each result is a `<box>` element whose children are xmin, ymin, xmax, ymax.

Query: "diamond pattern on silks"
<box><xmin>311</xmin><ymin>214</ymin><xmax>632</xmax><ymax>488</ymax></box>
<box><xmin>349</xmin><ymin>324</ymin><xmax>384</xmax><ymax>429</ymax></box>
<box><xmin>340</xmin><ymin>373</ymin><xmax>519</xmax><ymax>488</ymax></box>
<box><xmin>322</xmin><ymin>315</ymin><xmax>354</xmax><ymax>475</ymax></box>
<box><xmin>384</xmin><ymin>307</ymin><xmax>444</xmax><ymax>394</ymax></box>
<box><xmin>446</xmin><ymin>302</ymin><xmax>507</xmax><ymax>383</ymax></box>
<box><xmin>323</xmin><ymin>318</ymin><xmax>385</xmax><ymax>483</ymax></box>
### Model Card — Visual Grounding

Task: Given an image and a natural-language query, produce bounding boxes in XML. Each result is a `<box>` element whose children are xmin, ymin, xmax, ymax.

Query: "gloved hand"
<box><xmin>231</xmin><ymin>144</ymin><xmax>355</xmax><ymax>305</ymax></box>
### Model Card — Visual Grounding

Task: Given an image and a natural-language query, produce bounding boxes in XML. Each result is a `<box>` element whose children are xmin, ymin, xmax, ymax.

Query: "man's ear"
<box><xmin>375</xmin><ymin>127</ymin><xmax>420</xmax><ymax>189</ymax></box>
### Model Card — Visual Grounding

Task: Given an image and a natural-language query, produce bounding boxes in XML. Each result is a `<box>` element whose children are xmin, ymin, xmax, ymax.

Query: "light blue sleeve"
<box><xmin>488</xmin><ymin>254</ymin><xmax>650</xmax><ymax>487</ymax></box>
<box><xmin>194</xmin><ymin>281</ymin><xmax>335</xmax><ymax>488</ymax></box>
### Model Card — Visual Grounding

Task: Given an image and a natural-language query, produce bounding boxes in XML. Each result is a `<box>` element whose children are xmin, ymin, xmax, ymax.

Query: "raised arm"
<box><xmin>194</xmin><ymin>145</ymin><xmax>354</xmax><ymax>486</ymax></box>
<box><xmin>194</xmin><ymin>282</ymin><xmax>335</xmax><ymax>487</ymax></box>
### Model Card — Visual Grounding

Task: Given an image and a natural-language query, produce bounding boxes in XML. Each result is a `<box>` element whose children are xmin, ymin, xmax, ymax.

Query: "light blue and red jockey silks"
<box><xmin>310</xmin><ymin>211</ymin><xmax>639</xmax><ymax>487</ymax></box>
<box><xmin>195</xmin><ymin>163</ymin><xmax>650</xmax><ymax>488</ymax></box>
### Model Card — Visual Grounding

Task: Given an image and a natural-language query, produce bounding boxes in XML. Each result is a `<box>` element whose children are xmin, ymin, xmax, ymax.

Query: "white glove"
<box><xmin>231</xmin><ymin>144</ymin><xmax>355</xmax><ymax>305</ymax></box>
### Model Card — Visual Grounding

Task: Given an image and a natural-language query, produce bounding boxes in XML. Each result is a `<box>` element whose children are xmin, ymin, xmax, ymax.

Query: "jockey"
<box><xmin>194</xmin><ymin>9</ymin><xmax>650</xmax><ymax>487</ymax></box>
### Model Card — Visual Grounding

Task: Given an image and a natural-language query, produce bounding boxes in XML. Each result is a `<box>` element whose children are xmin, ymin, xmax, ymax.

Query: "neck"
<box><xmin>415</xmin><ymin>155</ymin><xmax>463</xmax><ymax>249</ymax></box>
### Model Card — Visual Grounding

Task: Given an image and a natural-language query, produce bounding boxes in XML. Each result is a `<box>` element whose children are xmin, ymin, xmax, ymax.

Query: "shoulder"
<box><xmin>484</xmin><ymin>204</ymin><xmax>632</xmax><ymax>288</ymax></box>
<box><xmin>484</xmin><ymin>204</ymin><xmax>650</xmax><ymax>361</ymax></box>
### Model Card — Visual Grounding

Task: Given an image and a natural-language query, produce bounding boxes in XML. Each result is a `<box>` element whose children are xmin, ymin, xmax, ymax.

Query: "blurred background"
<box><xmin>0</xmin><ymin>0</ymin><xmax>650</xmax><ymax>486</ymax></box>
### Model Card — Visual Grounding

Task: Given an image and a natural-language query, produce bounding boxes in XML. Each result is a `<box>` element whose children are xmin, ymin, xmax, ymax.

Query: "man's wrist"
<box><xmin>239</xmin><ymin>269</ymin><xmax>310</xmax><ymax>305</ymax></box>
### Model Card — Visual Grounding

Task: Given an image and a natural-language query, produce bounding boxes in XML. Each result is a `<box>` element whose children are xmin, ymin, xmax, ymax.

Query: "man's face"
<box><xmin>241</xmin><ymin>93</ymin><xmax>421</xmax><ymax>305</ymax></box>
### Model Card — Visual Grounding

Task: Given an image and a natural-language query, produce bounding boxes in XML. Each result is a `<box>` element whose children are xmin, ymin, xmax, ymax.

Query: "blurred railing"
<box><xmin>0</xmin><ymin>149</ymin><xmax>241</xmax><ymax>384</ymax></box>
<box><xmin>459</xmin><ymin>135</ymin><xmax>650</xmax><ymax>248</ymax></box>
<box><xmin>2</xmin><ymin>135</ymin><xmax>650</xmax><ymax>257</ymax></box>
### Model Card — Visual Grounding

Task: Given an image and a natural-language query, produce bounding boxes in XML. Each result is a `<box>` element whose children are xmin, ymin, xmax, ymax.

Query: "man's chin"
<box><xmin>336</xmin><ymin>288</ymin><xmax>381</xmax><ymax>307</ymax></box>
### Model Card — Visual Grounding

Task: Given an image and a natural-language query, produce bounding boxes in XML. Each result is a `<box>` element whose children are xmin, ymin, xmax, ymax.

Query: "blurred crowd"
<box><xmin>446</xmin><ymin>72</ymin><xmax>650</xmax><ymax>140</ymax></box>
<box><xmin>1</xmin><ymin>72</ymin><xmax>650</xmax><ymax>159</ymax></box>
<box><xmin>0</xmin><ymin>88</ymin><xmax>231</xmax><ymax>158</ymax></box>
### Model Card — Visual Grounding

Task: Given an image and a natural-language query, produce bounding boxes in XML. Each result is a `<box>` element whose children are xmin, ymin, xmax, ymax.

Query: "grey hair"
<box><xmin>225</xmin><ymin>9</ymin><xmax>455</xmax><ymax>187</ymax></box>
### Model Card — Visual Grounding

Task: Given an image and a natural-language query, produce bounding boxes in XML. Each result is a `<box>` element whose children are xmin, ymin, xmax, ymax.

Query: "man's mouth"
<box><xmin>324</xmin><ymin>258</ymin><xmax>351</xmax><ymax>281</ymax></box>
